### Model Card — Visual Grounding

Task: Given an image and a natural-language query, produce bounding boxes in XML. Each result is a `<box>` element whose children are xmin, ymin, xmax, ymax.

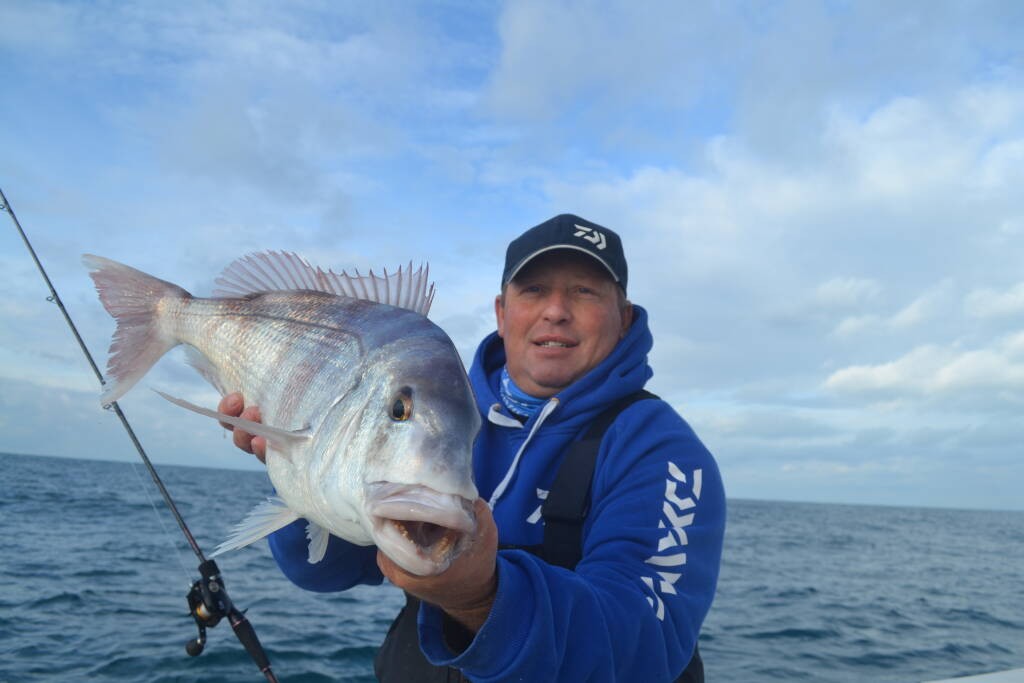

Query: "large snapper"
<box><xmin>84</xmin><ymin>251</ymin><xmax>480</xmax><ymax>576</ymax></box>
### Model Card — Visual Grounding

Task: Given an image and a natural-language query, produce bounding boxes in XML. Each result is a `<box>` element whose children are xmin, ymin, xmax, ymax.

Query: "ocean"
<box><xmin>1</xmin><ymin>452</ymin><xmax>1021</xmax><ymax>683</ymax></box>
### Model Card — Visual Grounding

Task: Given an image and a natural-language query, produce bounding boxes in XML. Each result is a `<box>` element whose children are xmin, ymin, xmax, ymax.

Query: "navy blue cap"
<box><xmin>501</xmin><ymin>214</ymin><xmax>628</xmax><ymax>293</ymax></box>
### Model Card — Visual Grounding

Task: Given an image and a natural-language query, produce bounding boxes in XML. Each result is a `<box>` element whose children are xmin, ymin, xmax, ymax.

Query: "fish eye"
<box><xmin>390</xmin><ymin>388</ymin><xmax>413</xmax><ymax>421</ymax></box>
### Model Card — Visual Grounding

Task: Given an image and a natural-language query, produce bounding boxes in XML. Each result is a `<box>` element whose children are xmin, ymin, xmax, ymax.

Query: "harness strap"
<box><xmin>539</xmin><ymin>389</ymin><xmax>658</xmax><ymax>570</ymax></box>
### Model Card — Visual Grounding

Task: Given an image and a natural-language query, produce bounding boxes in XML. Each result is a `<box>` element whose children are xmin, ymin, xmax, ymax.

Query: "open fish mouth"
<box><xmin>366</xmin><ymin>482</ymin><xmax>477</xmax><ymax>576</ymax></box>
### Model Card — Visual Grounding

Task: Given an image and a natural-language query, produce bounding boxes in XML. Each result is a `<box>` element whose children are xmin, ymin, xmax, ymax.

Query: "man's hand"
<box><xmin>218</xmin><ymin>392</ymin><xmax>267</xmax><ymax>463</ymax></box>
<box><xmin>377</xmin><ymin>498</ymin><xmax>498</xmax><ymax>633</ymax></box>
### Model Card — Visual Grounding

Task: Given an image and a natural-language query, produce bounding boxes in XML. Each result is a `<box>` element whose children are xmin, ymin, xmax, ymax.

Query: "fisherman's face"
<box><xmin>495</xmin><ymin>251</ymin><xmax>633</xmax><ymax>399</ymax></box>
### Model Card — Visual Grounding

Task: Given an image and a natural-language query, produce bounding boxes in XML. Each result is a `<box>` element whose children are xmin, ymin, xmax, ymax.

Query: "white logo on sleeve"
<box><xmin>573</xmin><ymin>224</ymin><xmax>607</xmax><ymax>250</ymax></box>
<box><xmin>641</xmin><ymin>463</ymin><xmax>703</xmax><ymax>621</ymax></box>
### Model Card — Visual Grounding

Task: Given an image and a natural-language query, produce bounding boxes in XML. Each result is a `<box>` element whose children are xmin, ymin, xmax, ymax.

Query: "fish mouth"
<box><xmin>366</xmin><ymin>482</ymin><xmax>477</xmax><ymax>577</ymax></box>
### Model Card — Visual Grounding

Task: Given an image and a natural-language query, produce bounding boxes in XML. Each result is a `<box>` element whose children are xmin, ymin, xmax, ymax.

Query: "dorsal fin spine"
<box><xmin>355</xmin><ymin>268</ymin><xmax>368</xmax><ymax>300</ymax></box>
<box><xmin>403</xmin><ymin>260</ymin><xmax>411</xmax><ymax>309</ymax></box>
<box><xmin>289</xmin><ymin>254</ymin><xmax>311</xmax><ymax>289</ymax></box>
<box><xmin>265</xmin><ymin>252</ymin><xmax>292</xmax><ymax>289</ymax></box>
<box><xmin>212</xmin><ymin>251</ymin><xmax>434</xmax><ymax>315</ymax></box>
<box><xmin>396</xmin><ymin>265</ymin><xmax>405</xmax><ymax>309</ymax></box>
<box><xmin>249</xmin><ymin>255</ymin><xmax>278</xmax><ymax>289</ymax></box>
<box><xmin>271</xmin><ymin>252</ymin><xmax>298</xmax><ymax>288</ymax></box>
<box><xmin>294</xmin><ymin>254</ymin><xmax>317</xmax><ymax>289</ymax></box>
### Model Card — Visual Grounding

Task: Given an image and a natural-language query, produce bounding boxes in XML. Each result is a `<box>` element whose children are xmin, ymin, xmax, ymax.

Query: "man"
<box><xmin>221</xmin><ymin>214</ymin><xmax>726</xmax><ymax>682</ymax></box>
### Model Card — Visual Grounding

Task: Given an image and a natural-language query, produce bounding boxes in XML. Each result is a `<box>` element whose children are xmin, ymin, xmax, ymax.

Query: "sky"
<box><xmin>1</xmin><ymin>1</ymin><xmax>1022</xmax><ymax>511</ymax></box>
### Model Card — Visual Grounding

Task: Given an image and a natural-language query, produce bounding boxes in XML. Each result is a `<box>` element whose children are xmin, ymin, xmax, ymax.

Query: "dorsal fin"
<box><xmin>212</xmin><ymin>250</ymin><xmax>436</xmax><ymax>315</ymax></box>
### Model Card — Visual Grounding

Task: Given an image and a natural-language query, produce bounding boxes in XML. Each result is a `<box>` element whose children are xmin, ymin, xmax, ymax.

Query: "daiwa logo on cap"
<box><xmin>501</xmin><ymin>213</ymin><xmax>628</xmax><ymax>292</ymax></box>
<box><xmin>574</xmin><ymin>224</ymin><xmax>607</xmax><ymax>250</ymax></box>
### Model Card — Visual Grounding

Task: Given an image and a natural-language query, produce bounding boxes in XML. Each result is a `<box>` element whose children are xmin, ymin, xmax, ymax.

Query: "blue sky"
<box><xmin>2</xmin><ymin>1</ymin><xmax>1022</xmax><ymax>511</ymax></box>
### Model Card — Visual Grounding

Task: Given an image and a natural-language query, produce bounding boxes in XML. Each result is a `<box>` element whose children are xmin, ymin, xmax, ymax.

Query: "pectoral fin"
<box><xmin>305</xmin><ymin>522</ymin><xmax>331</xmax><ymax>564</ymax></box>
<box><xmin>211</xmin><ymin>496</ymin><xmax>301</xmax><ymax>557</ymax></box>
<box><xmin>153</xmin><ymin>390</ymin><xmax>311</xmax><ymax>449</ymax></box>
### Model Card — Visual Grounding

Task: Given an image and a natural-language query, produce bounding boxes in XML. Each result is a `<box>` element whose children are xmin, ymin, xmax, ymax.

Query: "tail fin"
<box><xmin>83</xmin><ymin>254</ymin><xmax>191</xmax><ymax>405</ymax></box>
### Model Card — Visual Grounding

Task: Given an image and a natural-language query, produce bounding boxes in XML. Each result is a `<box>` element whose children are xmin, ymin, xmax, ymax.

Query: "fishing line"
<box><xmin>126</xmin><ymin>454</ymin><xmax>198</xmax><ymax>583</ymax></box>
<box><xmin>1</xmin><ymin>186</ymin><xmax>280</xmax><ymax>683</ymax></box>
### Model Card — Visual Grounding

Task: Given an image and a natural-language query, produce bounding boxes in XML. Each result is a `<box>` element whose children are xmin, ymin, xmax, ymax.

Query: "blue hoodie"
<box><xmin>268</xmin><ymin>305</ymin><xmax>726</xmax><ymax>682</ymax></box>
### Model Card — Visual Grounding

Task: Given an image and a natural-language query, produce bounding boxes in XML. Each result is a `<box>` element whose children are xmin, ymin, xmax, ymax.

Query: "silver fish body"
<box><xmin>85</xmin><ymin>252</ymin><xmax>480</xmax><ymax>576</ymax></box>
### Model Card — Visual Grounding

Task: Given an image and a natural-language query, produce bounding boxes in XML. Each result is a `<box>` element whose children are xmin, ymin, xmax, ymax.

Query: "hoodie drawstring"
<box><xmin>486</xmin><ymin>398</ymin><xmax>560</xmax><ymax>508</ymax></box>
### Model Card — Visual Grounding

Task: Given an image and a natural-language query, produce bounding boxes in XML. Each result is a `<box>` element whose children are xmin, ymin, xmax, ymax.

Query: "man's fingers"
<box><xmin>251</xmin><ymin>436</ymin><xmax>267</xmax><ymax>463</ymax></box>
<box><xmin>219</xmin><ymin>394</ymin><xmax>266</xmax><ymax>461</ymax></box>
<box><xmin>238</xmin><ymin>406</ymin><xmax>265</xmax><ymax>461</ymax></box>
<box><xmin>218</xmin><ymin>392</ymin><xmax>244</xmax><ymax>429</ymax></box>
<box><xmin>376</xmin><ymin>548</ymin><xmax>396</xmax><ymax>579</ymax></box>
<box><xmin>472</xmin><ymin>498</ymin><xmax>494</xmax><ymax>528</ymax></box>
<box><xmin>232</xmin><ymin>426</ymin><xmax>254</xmax><ymax>453</ymax></box>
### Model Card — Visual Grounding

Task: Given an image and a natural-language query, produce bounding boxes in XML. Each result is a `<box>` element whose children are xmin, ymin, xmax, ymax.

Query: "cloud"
<box><xmin>1</xmin><ymin>2</ymin><xmax>497</xmax><ymax>235</ymax></box>
<box><xmin>824</xmin><ymin>332</ymin><xmax>1024</xmax><ymax>398</ymax></box>
<box><xmin>779</xmin><ymin>457</ymin><xmax>911</xmax><ymax>477</ymax></box>
<box><xmin>832</xmin><ymin>281</ymin><xmax>954</xmax><ymax>338</ymax></box>
<box><xmin>813</xmin><ymin>277</ymin><xmax>883</xmax><ymax>310</ymax></box>
<box><xmin>487</xmin><ymin>1</ymin><xmax>729</xmax><ymax>121</ymax></box>
<box><xmin>0</xmin><ymin>1</ymin><xmax>82</xmax><ymax>57</ymax></box>
<box><xmin>823</xmin><ymin>97</ymin><xmax>973</xmax><ymax>200</ymax></box>
<box><xmin>0</xmin><ymin>374</ymin><xmax>255</xmax><ymax>473</ymax></box>
<box><xmin>538</xmin><ymin>75</ymin><xmax>1024</xmax><ymax>403</ymax></box>
<box><xmin>486</xmin><ymin>1</ymin><xmax>1024</xmax><ymax>157</ymax></box>
<box><xmin>966</xmin><ymin>282</ymin><xmax>1024</xmax><ymax>318</ymax></box>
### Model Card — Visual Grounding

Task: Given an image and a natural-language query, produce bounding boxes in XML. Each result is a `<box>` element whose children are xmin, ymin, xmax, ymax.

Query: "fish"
<box><xmin>84</xmin><ymin>250</ymin><xmax>481</xmax><ymax>576</ymax></box>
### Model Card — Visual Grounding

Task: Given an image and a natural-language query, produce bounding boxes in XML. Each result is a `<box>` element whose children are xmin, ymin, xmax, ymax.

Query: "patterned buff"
<box><xmin>500</xmin><ymin>366</ymin><xmax>547</xmax><ymax>418</ymax></box>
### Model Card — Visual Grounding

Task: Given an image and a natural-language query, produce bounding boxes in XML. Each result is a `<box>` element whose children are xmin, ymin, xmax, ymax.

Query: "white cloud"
<box><xmin>890</xmin><ymin>291</ymin><xmax>937</xmax><ymax>328</ymax></box>
<box><xmin>966</xmin><ymin>282</ymin><xmax>1024</xmax><ymax>318</ymax></box>
<box><xmin>834</xmin><ymin>280</ymin><xmax>954</xmax><ymax>336</ymax></box>
<box><xmin>779</xmin><ymin>458</ymin><xmax>912</xmax><ymax>476</ymax></box>
<box><xmin>825</xmin><ymin>98</ymin><xmax>964</xmax><ymax>200</ymax></box>
<box><xmin>813</xmin><ymin>277</ymin><xmax>883</xmax><ymax>310</ymax></box>
<box><xmin>832</xmin><ymin>314</ymin><xmax>880</xmax><ymax>338</ymax></box>
<box><xmin>977</xmin><ymin>138</ymin><xmax>1024</xmax><ymax>191</ymax></box>
<box><xmin>0</xmin><ymin>1</ymin><xmax>83</xmax><ymax>56</ymax></box>
<box><xmin>487</xmin><ymin>1</ymin><xmax>724</xmax><ymax>120</ymax></box>
<box><xmin>824</xmin><ymin>332</ymin><xmax>1024</xmax><ymax>397</ymax></box>
<box><xmin>997</xmin><ymin>218</ymin><xmax>1024</xmax><ymax>237</ymax></box>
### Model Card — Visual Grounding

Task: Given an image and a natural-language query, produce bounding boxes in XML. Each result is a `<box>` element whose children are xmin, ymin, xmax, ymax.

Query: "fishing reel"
<box><xmin>184</xmin><ymin>559</ymin><xmax>276</xmax><ymax>680</ymax></box>
<box><xmin>186</xmin><ymin>559</ymin><xmax>231</xmax><ymax>656</ymax></box>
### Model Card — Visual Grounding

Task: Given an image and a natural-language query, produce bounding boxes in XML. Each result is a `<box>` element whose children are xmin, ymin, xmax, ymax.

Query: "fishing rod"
<box><xmin>1</xmin><ymin>186</ymin><xmax>279</xmax><ymax>683</ymax></box>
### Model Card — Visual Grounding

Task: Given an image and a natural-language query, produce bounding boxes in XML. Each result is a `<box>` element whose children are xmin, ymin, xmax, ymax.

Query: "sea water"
<box><xmin>1</xmin><ymin>452</ymin><xmax>1021</xmax><ymax>682</ymax></box>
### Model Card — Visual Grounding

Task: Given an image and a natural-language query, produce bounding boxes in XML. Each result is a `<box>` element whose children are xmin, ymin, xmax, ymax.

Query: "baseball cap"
<box><xmin>501</xmin><ymin>214</ymin><xmax>628</xmax><ymax>293</ymax></box>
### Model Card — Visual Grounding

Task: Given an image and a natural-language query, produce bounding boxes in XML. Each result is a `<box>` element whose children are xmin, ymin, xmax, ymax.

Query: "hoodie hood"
<box><xmin>469</xmin><ymin>305</ymin><xmax>655</xmax><ymax>431</ymax></box>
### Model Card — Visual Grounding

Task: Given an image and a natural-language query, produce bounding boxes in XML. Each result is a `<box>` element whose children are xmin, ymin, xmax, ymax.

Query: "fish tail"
<box><xmin>83</xmin><ymin>254</ymin><xmax>191</xmax><ymax>405</ymax></box>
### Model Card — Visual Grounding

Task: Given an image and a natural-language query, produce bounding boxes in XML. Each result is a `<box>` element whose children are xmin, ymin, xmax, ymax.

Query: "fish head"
<box><xmin>317</xmin><ymin>329</ymin><xmax>481</xmax><ymax>576</ymax></box>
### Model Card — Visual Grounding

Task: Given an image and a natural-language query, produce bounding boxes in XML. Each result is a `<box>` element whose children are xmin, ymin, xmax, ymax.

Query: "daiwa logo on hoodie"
<box><xmin>641</xmin><ymin>462</ymin><xmax>703</xmax><ymax>620</ymax></box>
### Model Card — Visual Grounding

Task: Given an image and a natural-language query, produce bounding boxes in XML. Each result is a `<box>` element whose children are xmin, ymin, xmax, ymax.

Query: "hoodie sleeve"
<box><xmin>417</xmin><ymin>402</ymin><xmax>726</xmax><ymax>682</ymax></box>
<box><xmin>267</xmin><ymin>519</ymin><xmax>383</xmax><ymax>592</ymax></box>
